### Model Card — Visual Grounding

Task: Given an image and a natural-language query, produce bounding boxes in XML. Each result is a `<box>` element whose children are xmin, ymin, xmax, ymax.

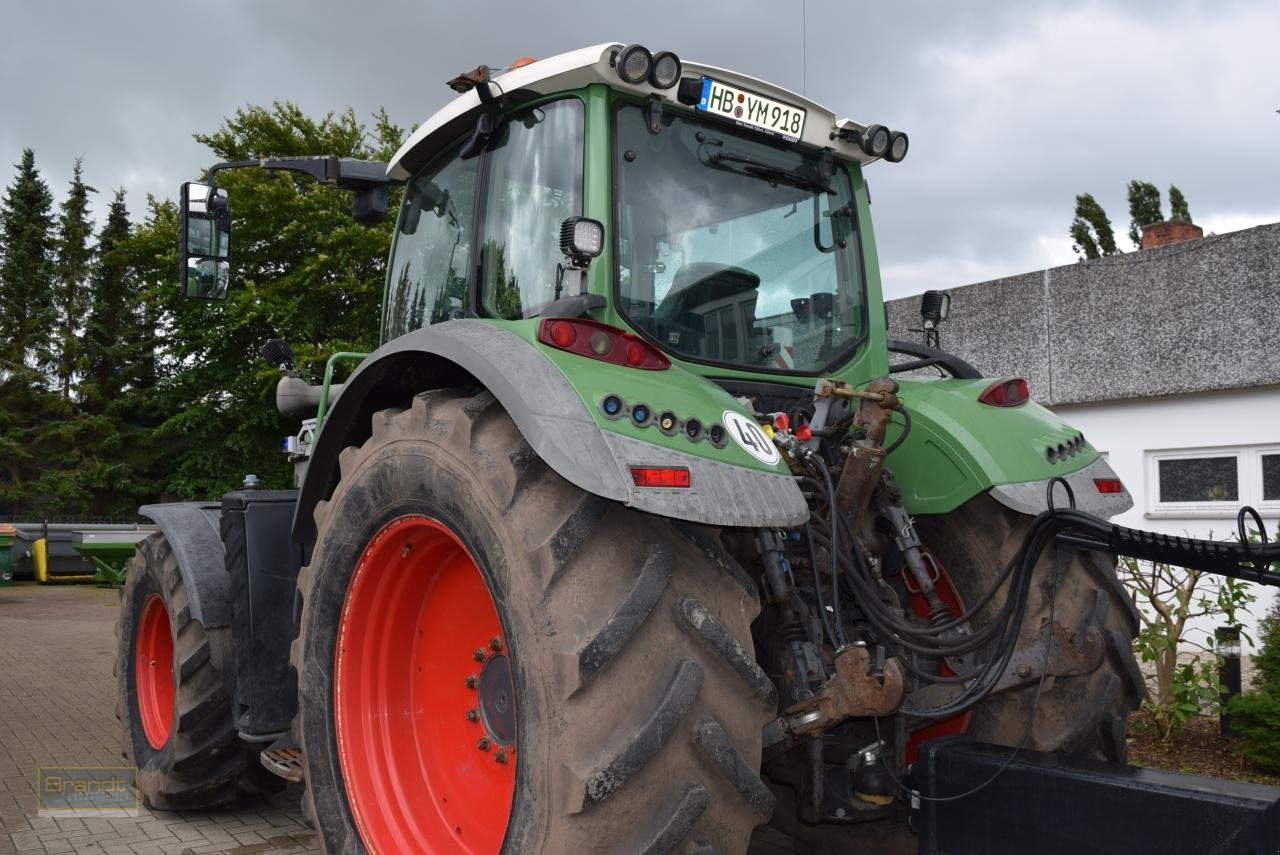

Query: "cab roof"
<box><xmin>387</xmin><ymin>42</ymin><xmax>877</xmax><ymax>181</ymax></box>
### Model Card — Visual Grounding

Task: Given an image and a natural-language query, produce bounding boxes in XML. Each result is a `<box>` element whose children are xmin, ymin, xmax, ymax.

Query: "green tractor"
<box><xmin>117</xmin><ymin>43</ymin><xmax>1145</xmax><ymax>853</ymax></box>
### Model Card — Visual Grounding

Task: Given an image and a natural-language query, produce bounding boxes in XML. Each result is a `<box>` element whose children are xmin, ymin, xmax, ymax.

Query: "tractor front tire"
<box><xmin>115</xmin><ymin>532</ymin><xmax>282</xmax><ymax>809</ymax></box>
<box><xmin>292</xmin><ymin>389</ymin><xmax>778</xmax><ymax>854</ymax></box>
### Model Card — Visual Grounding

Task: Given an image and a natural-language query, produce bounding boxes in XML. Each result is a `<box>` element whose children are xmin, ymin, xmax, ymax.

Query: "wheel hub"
<box><xmin>479</xmin><ymin>653</ymin><xmax>516</xmax><ymax>746</ymax></box>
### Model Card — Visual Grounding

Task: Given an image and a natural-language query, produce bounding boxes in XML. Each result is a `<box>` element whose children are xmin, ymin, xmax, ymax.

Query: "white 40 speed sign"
<box><xmin>721</xmin><ymin>410</ymin><xmax>780</xmax><ymax>466</ymax></box>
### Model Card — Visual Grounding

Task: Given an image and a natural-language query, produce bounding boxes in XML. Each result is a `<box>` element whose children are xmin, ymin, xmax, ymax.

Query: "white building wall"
<box><xmin>1053</xmin><ymin>386</ymin><xmax>1280</xmax><ymax>650</ymax></box>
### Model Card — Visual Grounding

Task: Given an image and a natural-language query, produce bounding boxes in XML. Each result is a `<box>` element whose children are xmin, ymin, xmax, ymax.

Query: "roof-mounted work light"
<box><xmin>885</xmin><ymin>130</ymin><xmax>909</xmax><ymax>163</ymax></box>
<box><xmin>860</xmin><ymin>124</ymin><xmax>891</xmax><ymax>158</ymax></box>
<box><xmin>614</xmin><ymin>44</ymin><xmax>653</xmax><ymax>85</ymax></box>
<box><xmin>649</xmin><ymin>51</ymin><xmax>682</xmax><ymax>89</ymax></box>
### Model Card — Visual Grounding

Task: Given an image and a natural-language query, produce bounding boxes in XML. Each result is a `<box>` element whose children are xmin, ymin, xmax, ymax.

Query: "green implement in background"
<box><xmin>71</xmin><ymin>531</ymin><xmax>150</xmax><ymax>587</ymax></box>
<box><xmin>0</xmin><ymin>524</ymin><xmax>14</xmax><ymax>586</ymax></box>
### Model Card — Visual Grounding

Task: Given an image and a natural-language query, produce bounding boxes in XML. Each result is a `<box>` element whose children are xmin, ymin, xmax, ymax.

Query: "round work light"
<box><xmin>649</xmin><ymin>51</ymin><xmax>682</xmax><ymax>88</ymax></box>
<box><xmin>615</xmin><ymin>44</ymin><xmax>653</xmax><ymax>85</ymax></box>
<box><xmin>885</xmin><ymin>130</ymin><xmax>909</xmax><ymax>163</ymax></box>
<box><xmin>861</xmin><ymin>124</ymin><xmax>890</xmax><ymax>158</ymax></box>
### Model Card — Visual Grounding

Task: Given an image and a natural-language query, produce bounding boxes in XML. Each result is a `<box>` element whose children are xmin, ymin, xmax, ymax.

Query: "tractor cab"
<box><xmin>378</xmin><ymin>42</ymin><xmax>909</xmax><ymax>383</ymax></box>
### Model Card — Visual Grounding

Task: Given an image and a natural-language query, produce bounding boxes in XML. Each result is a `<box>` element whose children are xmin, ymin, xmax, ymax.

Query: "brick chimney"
<box><xmin>1140</xmin><ymin>219</ymin><xmax>1203</xmax><ymax>250</ymax></box>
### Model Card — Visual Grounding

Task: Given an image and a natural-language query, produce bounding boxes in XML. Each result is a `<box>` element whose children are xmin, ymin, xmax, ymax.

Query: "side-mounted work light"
<box><xmin>560</xmin><ymin>216</ymin><xmax>604</xmax><ymax>267</ymax></box>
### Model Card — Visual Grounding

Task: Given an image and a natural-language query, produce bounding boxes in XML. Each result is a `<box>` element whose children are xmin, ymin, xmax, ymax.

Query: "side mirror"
<box><xmin>179</xmin><ymin>182</ymin><xmax>231</xmax><ymax>300</ymax></box>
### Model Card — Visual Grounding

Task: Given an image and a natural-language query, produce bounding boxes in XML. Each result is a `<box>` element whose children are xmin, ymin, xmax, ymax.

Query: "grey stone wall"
<box><xmin>886</xmin><ymin>221</ymin><xmax>1280</xmax><ymax>405</ymax></box>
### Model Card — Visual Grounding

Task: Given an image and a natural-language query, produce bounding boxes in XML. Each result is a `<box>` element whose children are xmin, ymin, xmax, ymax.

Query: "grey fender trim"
<box><xmin>294</xmin><ymin>320</ymin><xmax>808</xmax><ymax>541</ymax></box>
<box><xmin>138</xmin><ymin>502</ymin><xmax>230</xmax><ymax>627</ymax></box>
<box><xmin>988</xmin><ymin>456</ymin><xmax>1134</xmax><ymax>520</ymax></box>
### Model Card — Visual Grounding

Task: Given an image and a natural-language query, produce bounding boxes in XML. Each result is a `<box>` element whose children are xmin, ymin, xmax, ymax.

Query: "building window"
<box><xmin>1146</xmin><ymin>446</ymin><xmax>1280</xmax><ymax>517</ymax></box>
<box><xmin>1264</xmin><ymin>454</ymin><xmax>1280</xmax><ymax>502</ymax></box>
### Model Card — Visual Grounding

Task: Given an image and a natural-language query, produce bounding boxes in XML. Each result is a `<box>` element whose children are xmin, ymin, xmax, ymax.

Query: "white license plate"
<box><xmin>696</xmin><ymin>78</ymin><xmax>806</xmax><ymax>141</ymax></box>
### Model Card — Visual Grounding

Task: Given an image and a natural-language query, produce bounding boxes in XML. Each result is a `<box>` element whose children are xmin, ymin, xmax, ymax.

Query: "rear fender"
<box><xmin>137</xmin><ymin>502</ymin><xmax>230</xmax><ymax>627</ymax></box>
<box><xmin>887</xmin><ymin>377</ymin><xmax>1133</xmax><ymax>519</ymax></box>
<box><xmin>293</xmin><ymin>320</ymin><xmax>808</xmax><ymax>544</ymax></box>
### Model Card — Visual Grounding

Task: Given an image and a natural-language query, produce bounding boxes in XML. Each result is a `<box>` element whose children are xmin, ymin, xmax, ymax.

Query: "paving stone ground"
<box><xmin>0</xmin><ymin>583</ymin><xmax>320</xmax><ymax>855</ymax></box>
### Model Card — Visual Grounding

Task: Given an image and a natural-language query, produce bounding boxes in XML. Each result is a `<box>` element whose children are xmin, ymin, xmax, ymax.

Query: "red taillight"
<box><xmin>538</xmin><ymin>318</ymin><xmax>670</xmax><ymax>370</ymax></box>
<box><xmin>630</xmin><ymin>466</ymin><xmax>691</xmax><ymax>488</ymax></box>
<box><xmin>1094</xmin><ymin>478</ymin><xmax>1124</xmax><ymax>494</ymax></box>
<box><xmin>978</xmin><ymin>377</ymin><xmax>1029</xmax><ymax>407</ymax></box>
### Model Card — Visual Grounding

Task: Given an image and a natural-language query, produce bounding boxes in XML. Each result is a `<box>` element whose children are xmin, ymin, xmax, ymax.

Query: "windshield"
<box><xmin>615</xmin><ymin>104</ymin><xmax>865</xmax><ymax>373</ymax></box>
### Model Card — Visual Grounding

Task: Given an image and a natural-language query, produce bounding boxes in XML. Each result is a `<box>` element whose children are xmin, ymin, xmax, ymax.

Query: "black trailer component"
<box><xmin>1050</xmin><ymin>507</ymin><xmax>1280</xmax><ymax>586</ymax></box>
<box><xmin>220</xmin><ymin>490</ymin><xmax>306</xmax><ymax>740</ymax></box>
<box><xmin>914</xmin><ymin>738</ymin><xmax>1280</xmax><ymax>855</ymax></box>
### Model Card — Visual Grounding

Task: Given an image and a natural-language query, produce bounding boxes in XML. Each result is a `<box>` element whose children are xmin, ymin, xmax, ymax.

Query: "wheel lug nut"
<box><xmin>494</xmin><ymin>749</ymin><xmax>508</xmax><ymax>764</ymax></box>
<box><xmin>465</xmin><ymin>709</ymin><xmax>479</xmax><ymax>722</ymax></box>
<box><xmin>464</xmin><ymin>674</ymin><xmax>478</xmax><ymax>689</ymax></box>
<box><xmin>477</xmin><ymin>737</ymin><xmax>490</xmax><ymax>751</ymax></box>
<box><xmin>474</xmin><ymin>648</ymin><xmax>486</xmax><ymax>662</ymax></box>
<box><xmin>489</xmin><ymin>637</ymin><xmax>503</xmax><ymax>653</ymax></box>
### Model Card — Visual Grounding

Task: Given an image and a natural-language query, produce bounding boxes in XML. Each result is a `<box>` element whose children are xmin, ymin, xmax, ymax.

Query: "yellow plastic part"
<box><xmin>33</xmin><ymin>538</ymin><xmax>47</xmax><ymax>583</ymax></box>
<box><xmin>32</xmin><ymin>538</ymin><xmax>94</xmax><ymax>585</ymax></box>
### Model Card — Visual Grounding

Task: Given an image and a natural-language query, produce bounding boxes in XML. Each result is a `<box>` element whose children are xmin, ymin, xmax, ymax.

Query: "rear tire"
<box><xmin>292</xmin><ymin>389</ymin><xmax>778</xmax><ymax>853</ymax></box>
<box><xmin>915</xmin><ymin>494</ymin><xmax>1144</xmax><ymax>761</ymax></box>
<box><xmin>115</xmin><ymin>532</ymin><xmax>282</xmax><ymax>809</ymax></box>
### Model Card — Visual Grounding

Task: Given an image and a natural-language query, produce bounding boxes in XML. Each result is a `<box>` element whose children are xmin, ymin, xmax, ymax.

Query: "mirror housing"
<box><xmin>179</xmin><ymin>182</ymin><xmax>231</xmax><ymax>300</ymax></box>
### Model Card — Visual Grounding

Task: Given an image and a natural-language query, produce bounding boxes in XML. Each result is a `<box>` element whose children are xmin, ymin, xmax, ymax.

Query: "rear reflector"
<box><xmin>630</xmin><ymin>467</ymin><xmax>691</xmax><ymax>488</ymax></box>
<box><xmin>1094</xmin><ymin>478</ymin><xmax>1124</xmax><ymax>494</ymax></box>
<box><xmin>978</xmin><ymin>377</ymin><xmax>1030</xmax><ymax>407</ymax></box>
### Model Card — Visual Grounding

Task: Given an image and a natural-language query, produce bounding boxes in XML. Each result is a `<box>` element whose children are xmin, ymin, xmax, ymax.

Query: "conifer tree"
<box><xmin>53</xmin><ymin>159</ymin><xmax>96</xmax><ymax>399</ymax></box>
<box><xmin>82</xmin><ymin>188</ymin><xmax>135</xmax><ymax>410</ymax></box>
<box><xmin>0</xmin><ymin>149</ymin><xmax>57</xmax><ymax>373</ymax></box>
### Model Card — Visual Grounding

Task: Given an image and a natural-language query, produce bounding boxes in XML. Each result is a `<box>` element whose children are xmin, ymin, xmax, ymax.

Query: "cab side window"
<box><xmin>383</xmin><ymin>145</ymin><xmax>479</xmax><ymax>341</ymax></box>
<box><xmin>479</xmin><ymin>99</ymin><xmax>583</xmax><ymax>319</ymax></box>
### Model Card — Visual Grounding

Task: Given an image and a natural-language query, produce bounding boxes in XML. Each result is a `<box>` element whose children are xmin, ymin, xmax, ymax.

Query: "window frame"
<box><xmin>381</xmin><ymin>94</ymin><xmax>586</xmax><ymax>342</ymax></box>
<box><xmin>1144</xmin><ymin>444</ymin><xmax>1280</xmax><ymax>519</ymax></box>
<box><xmin>471</xmin><ymin>95</ymin><xmax>586</xmax><ymax>321</ymax></box>
<box><xmin>608</xmin><ymin>96</ymin><xmax>870</xmax><ymax>377</ymax></box>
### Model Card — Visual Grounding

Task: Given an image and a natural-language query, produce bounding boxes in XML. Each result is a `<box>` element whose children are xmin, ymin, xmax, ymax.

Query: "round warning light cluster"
<box><xmin>1046</xmin><ymin>433</ymin><xmax>1087</xmax><ymax>464</ymax></box>
<box><xmin>601</xmin><ymin>395</ymin><xmax>726</xmax><ymax>448</ymax></box>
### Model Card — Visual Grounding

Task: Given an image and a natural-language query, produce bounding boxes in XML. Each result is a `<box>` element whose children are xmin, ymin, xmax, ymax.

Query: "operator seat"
<box><xmin>651</xmin><ymin>262</ymin><xmax>761</xmax><ymax>359</ymax></box>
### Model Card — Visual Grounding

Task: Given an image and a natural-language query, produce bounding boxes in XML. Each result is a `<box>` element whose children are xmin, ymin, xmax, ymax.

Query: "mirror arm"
<box><xmin>206</xmin><ymin>157</ymin><xmax>396</xmax><ymax>192</ymax></box>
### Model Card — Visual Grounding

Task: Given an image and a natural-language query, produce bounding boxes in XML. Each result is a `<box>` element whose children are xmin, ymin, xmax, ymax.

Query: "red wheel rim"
<box><xmin>335</xmin><ymin>514</ymin><xmax>516</xmax><ymax>854</ymax></box>
<box><xmin>135</xmin><ymin>593</ymin><xmax>174</xmax><ymax>749</ymax></box>
<box><xmin>904</xmin><ymin>550</ymin><xmax>971</xmax><ymax>764</ymax></box>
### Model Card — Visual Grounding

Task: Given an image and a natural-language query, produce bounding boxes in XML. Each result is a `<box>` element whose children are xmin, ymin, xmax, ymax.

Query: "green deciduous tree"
<box><xmin>1120</xmin><ymin>555</ymin><xmax>1255</xmax><ymax>739</ymax></box>
<box><xmin>53</xmin><ymin>158</ymin><xmax>97</xmax><ymax>399</ymax></box>
<box><xmin>1168</xmin><ymin>184</ymin><xmax>1191</xmax><ymax>222</ymax></box>
<box><xmin>1127</xmin><ymin>179</ymin><xmax>1163</xmax><ymax>248</ymax></box>
<box><xmin>139</xmin><ymin>102</ymin><xmax>404</xmax><ymax>498</ymax></box>
<box><xmin>1069</xmin><ymin>192</ymin><xmax>1120</xmax><ymax>260</ymax></box>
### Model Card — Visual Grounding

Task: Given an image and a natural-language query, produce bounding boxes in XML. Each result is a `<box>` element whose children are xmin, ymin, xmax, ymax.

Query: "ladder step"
<box><xmin>260</xmin><ymin>744</ymin><xmax>304</xmax><ymax>783</ymax></box>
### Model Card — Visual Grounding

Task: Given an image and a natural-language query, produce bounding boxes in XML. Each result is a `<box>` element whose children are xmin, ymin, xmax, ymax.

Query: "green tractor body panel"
<box><xmin>884</xmin><ymin>377</ymin><xmax>1098</xmax><ymax>516</ymax></box>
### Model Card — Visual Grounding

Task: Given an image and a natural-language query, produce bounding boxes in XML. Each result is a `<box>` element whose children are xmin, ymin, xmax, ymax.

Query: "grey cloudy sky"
<box><xmin>3</xmin><ymin>0</ymin><xmax>1277</xmax><ymax>298</ymax></box>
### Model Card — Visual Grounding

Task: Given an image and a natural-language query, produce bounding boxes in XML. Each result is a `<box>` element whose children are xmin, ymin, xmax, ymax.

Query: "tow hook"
<box><xmin>764</xmin><ymin>645</ymin><xmax>905</xmax><ymax>755</ymax></box>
